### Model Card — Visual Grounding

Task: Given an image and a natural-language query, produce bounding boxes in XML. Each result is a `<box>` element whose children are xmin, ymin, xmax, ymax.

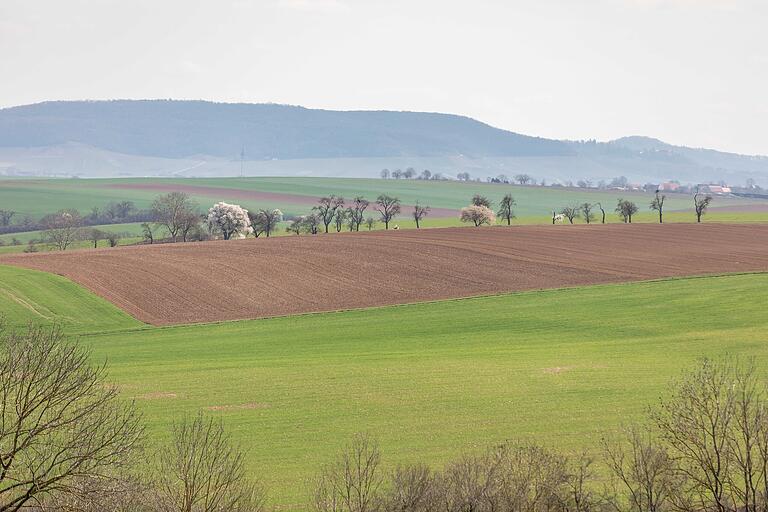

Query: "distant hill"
<box><xmin>0</xmin><ymin>100</ymin><xmax>570</xmax><ymax>159</ymax></box>
<box><xmin>0</xmin><ymin>100</ymin><xmax>766</xmax><ymax>185</ymax></box>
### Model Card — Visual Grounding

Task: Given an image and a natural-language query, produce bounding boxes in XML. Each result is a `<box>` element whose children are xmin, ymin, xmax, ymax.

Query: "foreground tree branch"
<box><xmin>155</xmin><ymin>412</ymin><xmax>264</xmax><ymax>512</ymax></box>
<box><xmin>0</xmin><ymin>324</ymin><xmax>143</xmax><ymax>511</ymax></box>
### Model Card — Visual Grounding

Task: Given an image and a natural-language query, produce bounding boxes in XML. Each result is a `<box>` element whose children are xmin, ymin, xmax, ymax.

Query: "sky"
<box><xmin>1</xmin><ymin>0</ymin><xmax>767</xmax><ymax>155</ymax></box>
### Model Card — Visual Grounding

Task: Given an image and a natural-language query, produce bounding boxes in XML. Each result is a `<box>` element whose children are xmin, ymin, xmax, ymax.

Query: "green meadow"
<box><xmin>1</xmin><ymin>177</ymin><xmax>766</xmax><ymax>222</ymax></box>
<box><xmin>1</xmin><ymin>263</ymin><xmax>767</xmax><ymax>507</ymax></box>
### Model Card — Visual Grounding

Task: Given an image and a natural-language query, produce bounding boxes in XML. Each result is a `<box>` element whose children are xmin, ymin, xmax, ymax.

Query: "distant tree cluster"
<box><xmin>0</xmin><ymin>180</ymin><xmax>721</xmax><ymax>252</ymax></box>
<box><xmin>552</xmin><ymin>192</ymin><xmax>712</xmax><ymax>225</ymax></box>
<box><xmin>380</xmin><ymin>168</ymin><xmax>450</xmax><ymax>181</ymax></box>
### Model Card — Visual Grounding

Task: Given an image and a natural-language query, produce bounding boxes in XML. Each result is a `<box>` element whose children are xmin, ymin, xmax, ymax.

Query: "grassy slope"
<box><xmin>1</xmin><ymin>177</ymin><xmax>766</xmax><ymax>221</ymax></box>
<box><xmin>0</xmin><ymin>265</ymin><xmax>143</xmax><ymax>333</ymax></box>
<box><xmin>2</xmin><ymin>263</ymin><xmax>764</xmax><ymax>506</ymax></box>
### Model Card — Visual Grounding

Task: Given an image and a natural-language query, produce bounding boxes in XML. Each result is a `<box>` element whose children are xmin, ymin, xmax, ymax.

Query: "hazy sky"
<box><xmin>1</xmin><ymin>0</ymin><xmax>766</xmax><ymax>154</ymax></box>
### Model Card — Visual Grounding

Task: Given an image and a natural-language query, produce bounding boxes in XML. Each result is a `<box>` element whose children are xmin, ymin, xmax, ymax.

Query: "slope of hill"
<box><xmin>1</xmin><ymin>100</ymin><xmax>767</xmax><ymax>185</ymax></box>
<box><xmin>0</xmin><ymin>100</ymin><xmax>570</xmax><ymax>159</ymax></box>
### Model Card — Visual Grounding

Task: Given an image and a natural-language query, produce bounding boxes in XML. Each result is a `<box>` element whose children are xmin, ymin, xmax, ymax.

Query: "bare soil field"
<box><xmin>2</xmin><ymin>223</ymin><xmax>767</xmax><ymax>326</ymax></box>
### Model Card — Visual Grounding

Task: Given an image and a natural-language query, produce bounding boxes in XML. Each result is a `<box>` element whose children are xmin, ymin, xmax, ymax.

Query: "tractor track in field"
<box><xmin>1</xmin><ymin>223</ymin><xmax>767</xmax><ymax>326</ymax></box>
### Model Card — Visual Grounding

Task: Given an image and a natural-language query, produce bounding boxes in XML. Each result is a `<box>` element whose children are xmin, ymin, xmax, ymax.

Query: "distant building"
<box><xmin>707</xmin><ymin>185</ymin><xmax>732</xmax><ymax>194</ymax></box>
<box><xmin>658</xmin><ymin>182</ymin><xmax>681</xmax><ymax>192</ymax></box>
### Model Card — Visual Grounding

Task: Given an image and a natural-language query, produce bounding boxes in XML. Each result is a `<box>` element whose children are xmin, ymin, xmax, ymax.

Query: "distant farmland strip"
<box><xmin>109</xmin><ymin>182</ymin><xmax>459</xmax><ymax>217</ymax></box>
<box><xmin>1</xmin><ymin>223</ymin><xmax>767</xmax><ymax>326</ymax></box>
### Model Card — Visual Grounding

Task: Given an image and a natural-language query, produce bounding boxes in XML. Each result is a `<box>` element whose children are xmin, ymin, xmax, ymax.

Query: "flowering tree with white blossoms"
<box><xmin>207</xmin><ymin>202</ymin><xmax>253</xmax><ymax>240</ymax></box>
<box><xmin>460</xmin><ymin>205</ymin><xmax>496</xmax><ymax>227</ymax></box>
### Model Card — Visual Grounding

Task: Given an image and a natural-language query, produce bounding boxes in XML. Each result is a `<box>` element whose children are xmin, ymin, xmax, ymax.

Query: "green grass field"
<box><xmin>0</xmin><ymin>265</ymin><xmax>143</xmax><ymax>333</ymax></box>
<box><xmin>1</xmin><ymin>263</ymin><xmax>767</xmax><ymax>507</ymax></box>
<box><xmin>1</xmin><ymin>177</ymin><xmax>766</xmax><ymax>223</ymax></box>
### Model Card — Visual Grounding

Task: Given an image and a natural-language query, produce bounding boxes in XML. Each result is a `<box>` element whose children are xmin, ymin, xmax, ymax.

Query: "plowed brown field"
<box><xmin>2</xmin><ymin>224</ymin><xmax>767</xmax><ymax>326</ymax></box>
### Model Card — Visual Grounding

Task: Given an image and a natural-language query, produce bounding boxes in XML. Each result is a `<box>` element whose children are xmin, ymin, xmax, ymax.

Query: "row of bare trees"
<box><xmin>314</xmin><ymin>357</ymin><xmax>768</xmax><ymax>512</ymax></box>
<box><xmin>285</xmin><ymin>194</ymin><xmax>432</xmax><ymax>235</ymax></box>
<box><xmin>557</xmin><ymin>191</ymin><xmax>714</xmax><ymax>225</ymax></box>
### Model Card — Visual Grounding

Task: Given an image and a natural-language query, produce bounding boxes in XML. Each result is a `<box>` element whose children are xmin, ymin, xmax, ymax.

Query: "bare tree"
<box><xmin>0</xmin><ymin>210</ymin><xmax>14</xmax><ymax>227</ymax></box>
<box><xmin>286</xmin><ymin>217</ymin><xmax>304</xmax><ymax>235</ymax></box>
<box><xmin>694</xmin><ymin>188</ymin><xmax>713</xmax><ymax>223</ymax></box>
<box><xmin>602</xmin><ymin>426</ymin><xmax>678</xmax><ymax>512</ymax></box>
<box><xmin>380</xmin><ymin>169</ymin><xmax>390</xmax><ymax>179</ymax></box>
<box><xmin>315</xmin><ymin>196</ymin><xmax>345</xmax><ymax>233</ymax></box>
<box><xmin>497</xmin><ymin>194</ymin><xmax>516</xmax><ymax>225</ymax></box>
<box><xmin>105</xmin><ymin>231</ymin><xmax>120</xmax><ymax>247</ymax></box>
<box><xmin>565</xmin><ymin>452</ymin><xmax>604</xmax><ymax>512</ymax></box>
<box><xmin>375</xmin><ymin>195</ymin><xmax>401</xmax><ymax>230</ymax></box>
<box><xmin>302</xmin><ymin>213</ymin><xmax>322</xmax><ymax>235</ymax></box>
<box><xmin>365</xmin><ymin>217</ymin><xmax>376</xmax><ymax>231</ymax></box>
<box><xmin>141</xmin><ymin>222</ymin><xmax>155</xmax><ymax>244</ymax></box>
<box><xmin>0</xmin><ymin>324</ymin><xmax>143</xmax><ymax>511</ymax></box>
<box><xmin>46</xmin><ymin>475</ymin><xmax>151</xmax><ymax>512</ymax></box>
<box><xmin>104</xmin><ymin>201</ymin><xmax>137</xmax><ymax>221</ymax></box>
<box><xmin>152</xmin><ymin>192</ymin><xmax>198</xmax><ymax>242</ymax></box>
<box><xmin>313</xmin><ymin>433</ymin><xmax>382</xmax><ymax>512</ymax></box>
<box><xmin>615</xmin><ymin>199</ymin><xmax>639</xmax><ymax>223</ymax></box>
<box><xmin>383</xmin><ymin>464</ymin><xmax>435</xmax><ymax>512</ymax></box>
<box><xmin>179</xmin><ymin>211</ymin><xmax>202</xmax><ymax>242</ymax></box>
<box><xmin>438</xmin><ymin>452</ymin><xmax>499</xmax><ymax>512</ymax></box>
<box><xmin>726</xmin><ymin>359</ymin><xmax>767</xmax><ymax>512</ymax></box>
<box><xmin>412</xmin><ymin>203</ymin><xmax>430</xmax><ymax>229</ymax></box>
<box><xmin>248</xmin><ymin>211</ymin><xmax>265</xmax><ymax>238</ymax></box>
<box><xmin>514</xmin><ymin>174</ymin><xmax>532</xmax><ymax>185</ymax></box>
<box><xmin>335</xmin><ymin>208</ymin><xmax>347</xmax><ymax>233</ymax></box>
<box><xmin>651</xmin><ymin>192</ymin><xmax>666</xmax><ymax>224</ymax></box>
<box><xmin>654</xmin><ymin>358</ymin><xmax>737</xmax><ymax>512</ymax></box>
<box><xmin>87</xmin><ymin>228</ymin><xmax>106</xmax><ymax>248</ymax></box>
<box><xmin>471</xmin><ymin>194</ymin><xmax>492</xmax><ymax>208</ymax></box>
<box><xmin>41</xmin><ymin>209</ymin><xmax>84</xmax><ymax>250</ymax></box>
<box><xmin>155</xmin><ymin>412</ymin><xmax>264</xmax><ymax>512</ymax></box>
<box><xmin>491</xmin><ymin>443</ymin><xmax>570</xmax><ymax>512</ymax></box>
<box><xmin>560</xmin><ymin>206</ymin><xmax>580</xmax><ymax>224</ymax></box>
<box><xmin>349</xmin><ymin>197</ymin><xmax>370</xmax><ymax>232</ymax></box>
<box><xmin>596</xmin><ymin>202</ymin><xmax>606</xmax><ymax>224</ymax></box>
<box><xmin>250</xmin><ymin>209</ymin><xmax>283</xmax><ymax>238</ymax></box>
<box><xmin>580</xmin><ymin>203</ymin><xmax>595</xmax><ymax>224</ymax></box>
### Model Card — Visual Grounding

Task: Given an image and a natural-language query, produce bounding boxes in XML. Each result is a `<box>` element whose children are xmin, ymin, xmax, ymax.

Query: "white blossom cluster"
<box><xmin>207</xmin><ymin>202</ymin><xmax>253</xmax><ymax>239</ymax></box>
<box><xmin>460</xmin><ymin>205</ymin><xmax>496</xmax><ymax>226</ymax></box>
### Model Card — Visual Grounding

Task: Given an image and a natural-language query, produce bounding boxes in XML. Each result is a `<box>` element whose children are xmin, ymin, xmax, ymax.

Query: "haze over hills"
<box><xmin>1</xmin><ymin>100</ymin><xmax>766</xmax><ymax>185</ymax></box>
